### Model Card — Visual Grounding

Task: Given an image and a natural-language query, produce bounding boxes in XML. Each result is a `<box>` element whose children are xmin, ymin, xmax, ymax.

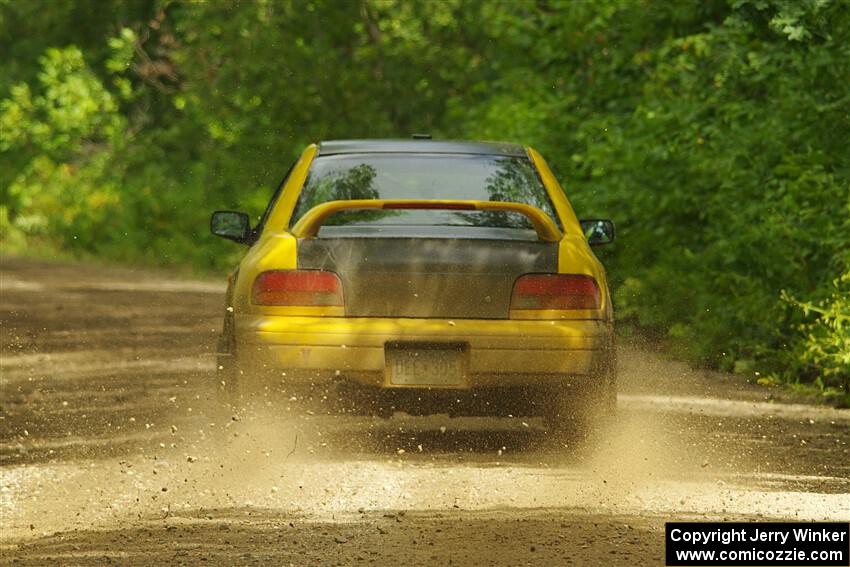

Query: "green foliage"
<box><xmin>1</xmin><ymin>46</ymin><xmax>125</xmax><ymax>253</ymax></box>
<box><xmin>0</xmin><ymin>0</ymin><xmax>847</xmax><ymax>393</ymax></box>
<box><xmin>454</xmin><ymin>0</ymin><xmax>849</xmax><ymax>394</ymax></box>
<box><xmin>783</xmin><ymin>272</ymin><xmax>850</xmax><ymax>391</ymax></box>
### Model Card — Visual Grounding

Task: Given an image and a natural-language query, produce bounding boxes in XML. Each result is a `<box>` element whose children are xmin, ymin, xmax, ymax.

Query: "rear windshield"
<box><xmin>291</xmin><ymin>153</ymin><xmax>560</xmax><ymax>231</ymax></box>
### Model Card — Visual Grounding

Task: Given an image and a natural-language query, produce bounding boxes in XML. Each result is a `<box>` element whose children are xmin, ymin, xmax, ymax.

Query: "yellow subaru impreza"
<box><xmin>211</xmin><ymin>139</ymin><xmax>615</xmax><ymax>428</ymax></box>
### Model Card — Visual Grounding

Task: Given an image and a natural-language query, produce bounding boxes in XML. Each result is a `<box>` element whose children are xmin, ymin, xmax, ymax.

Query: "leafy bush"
<box><xmin>782</xmin><ymin>272</ymin><xmax>850</xmax><ymax>399</ymax></box>
<box><xmin>0</xmin><ymin>47</ymin><xmax>125</xmax><ymax>254</ymax></box>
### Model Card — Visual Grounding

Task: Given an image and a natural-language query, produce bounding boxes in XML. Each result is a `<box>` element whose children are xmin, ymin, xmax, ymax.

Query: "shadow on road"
<box><xmin>3</xmin><ymin>507</ymin><xmax>663</xmax><ymax>567</ymax></box>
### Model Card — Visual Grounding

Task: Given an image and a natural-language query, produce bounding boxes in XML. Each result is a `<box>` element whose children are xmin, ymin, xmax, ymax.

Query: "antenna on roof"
<box><xmin>411</xmin><ymin>133</ymin><xmax>432</xmax><ymax>140</ymax></box>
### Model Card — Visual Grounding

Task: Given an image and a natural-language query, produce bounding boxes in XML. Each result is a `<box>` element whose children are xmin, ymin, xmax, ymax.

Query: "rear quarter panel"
<box><xmin>528</xmin><ymin>147</ymin><xmax>614</xmax><ymax>323</ymax></box>
<box><xmin>230</xmin><ymin>145</ymin><xmax>317</xmax><ymax>314</ymax></box>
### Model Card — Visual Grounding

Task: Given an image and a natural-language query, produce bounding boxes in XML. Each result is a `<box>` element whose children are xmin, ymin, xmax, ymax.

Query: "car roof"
<box><xmin>317</xmin><ymin>139</ymin><xmax>527</xmax><ymax>157</ymax></box>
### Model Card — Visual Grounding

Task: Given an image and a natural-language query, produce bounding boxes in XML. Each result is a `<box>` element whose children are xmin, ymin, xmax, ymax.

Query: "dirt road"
<box><xmin>1</xmin><ymin>257</ymin><xmax>848</xmax><ymax>565</ymax></box>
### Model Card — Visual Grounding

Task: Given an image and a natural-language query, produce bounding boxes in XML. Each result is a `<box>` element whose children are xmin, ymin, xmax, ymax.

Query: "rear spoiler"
<box><xmin>290</xmin><ymin>199</ymin><xmax>562</xmax><ymax>242</ymax></box>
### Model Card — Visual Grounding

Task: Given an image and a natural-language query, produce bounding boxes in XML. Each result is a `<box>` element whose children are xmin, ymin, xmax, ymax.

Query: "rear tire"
<box><xmin>600</xmin><ymin>340</ymin><xmax>618</xmax><ymax>417</ymax></box>
<box><xmin>215</xmin><ymin>320</ymin><xmax>242</xmax><ymax>407</ymax></box>
<box><xmin>543</xmin><ymin>345</ymin><xmax>617</xmax><ymax>435</ymax></box>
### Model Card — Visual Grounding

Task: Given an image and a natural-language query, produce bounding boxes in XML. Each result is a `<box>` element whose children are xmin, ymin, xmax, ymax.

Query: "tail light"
<box><xmin>252</xmin><ymin>270</ymin><xmax>343</xmax><ymax>306</ymax></box>
<box><xmin>510</xmin><ymin>274</ymin><xmax>600</xmax><ymax>310</ymax></box>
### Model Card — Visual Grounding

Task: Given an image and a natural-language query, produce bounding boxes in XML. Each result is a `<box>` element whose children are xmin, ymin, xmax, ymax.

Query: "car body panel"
<box><xmin>237</xmin><ymin>314</ymin><xmax>607</xmax><ymax>388</ymax></box>
<box><xmin>263</xmin><ymin>143</ymin><xmax>319</xmax><ymax>231</ymax></box>
<box><xmin>297</xmin><ymin>232</ymin><xmax>558</xmax><ymax>319</ymax></box>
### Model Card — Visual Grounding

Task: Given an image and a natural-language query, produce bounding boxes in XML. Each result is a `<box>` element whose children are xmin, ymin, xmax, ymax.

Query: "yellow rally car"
<box><xmin>211</xmin><ymin>139</ymin><xmax>616</xmax><ymax>428</ymax></box>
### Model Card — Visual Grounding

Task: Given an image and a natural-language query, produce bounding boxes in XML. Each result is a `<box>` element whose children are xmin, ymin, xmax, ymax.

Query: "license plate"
<box><xmin>386</xmin><ymin>344</ymin><xmax>466</xmax><ymax>386</ymax></box>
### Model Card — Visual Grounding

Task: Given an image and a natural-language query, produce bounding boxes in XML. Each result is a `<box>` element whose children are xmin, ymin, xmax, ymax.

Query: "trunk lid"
<box><xmin>297</xmin><ymin>226</ymin><xmax>558</xmax><ymax>319</ymax></box>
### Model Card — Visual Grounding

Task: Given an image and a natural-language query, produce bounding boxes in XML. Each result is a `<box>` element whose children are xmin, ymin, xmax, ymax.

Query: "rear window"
<box><xmin>291</xmin><ymin>153</ymin><xmax>560</xmax><ymax>231</ymax></box>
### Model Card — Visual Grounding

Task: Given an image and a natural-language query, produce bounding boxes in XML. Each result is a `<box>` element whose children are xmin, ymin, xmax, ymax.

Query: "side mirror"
<box><xmin>580</xmin><ymin>219</ymin><xmax>615</xmax><ymax>246</ymax></box>
<box><xmin>210</xmin><ymin>211</ymin><xmax>253</xmax><ymax>244</ymax></box>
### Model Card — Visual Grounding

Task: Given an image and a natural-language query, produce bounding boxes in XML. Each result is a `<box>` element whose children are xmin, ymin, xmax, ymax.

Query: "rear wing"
<box><xmin>290</xmin><ymin>199</ymin><xmax>563</xmax><ymax>242</ymax></box>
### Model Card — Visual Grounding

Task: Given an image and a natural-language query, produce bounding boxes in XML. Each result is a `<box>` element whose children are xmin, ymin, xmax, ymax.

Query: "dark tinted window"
<box><xmin>291</xmin><ymin>154</ymin><xmax>559</xmax><ymax>230</ymax></box>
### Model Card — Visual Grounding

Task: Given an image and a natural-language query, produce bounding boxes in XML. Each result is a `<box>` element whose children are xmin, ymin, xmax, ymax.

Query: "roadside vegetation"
<box><xmin>1</xmin><ymin>0</ymin><xmax>847</xmax><ymax>402</ymax></box>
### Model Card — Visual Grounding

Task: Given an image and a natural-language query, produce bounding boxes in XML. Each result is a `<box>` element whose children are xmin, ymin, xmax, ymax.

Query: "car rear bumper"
<box><xmin>235</xmin><ymin>315</ymin><xmax>611</xmax><ymax>389</ymax></box>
